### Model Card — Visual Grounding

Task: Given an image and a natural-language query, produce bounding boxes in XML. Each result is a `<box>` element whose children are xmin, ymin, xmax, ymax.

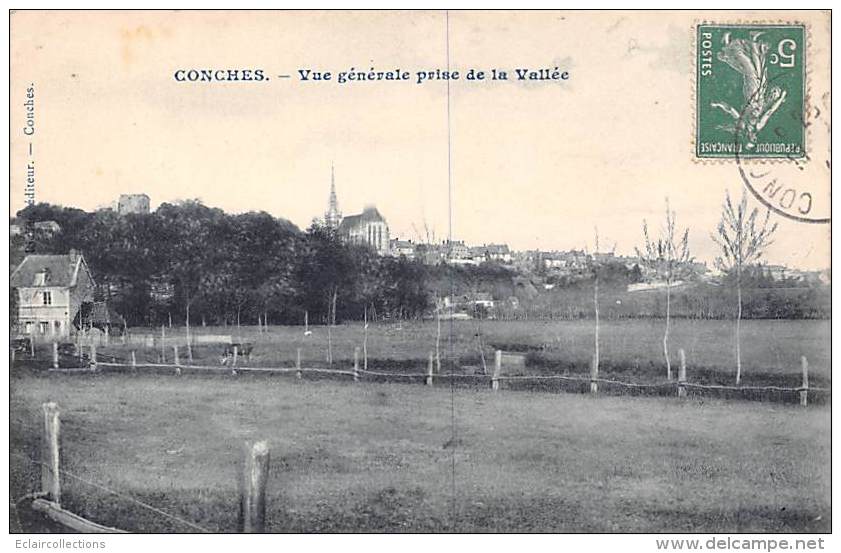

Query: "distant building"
<box><xmin>10</xmin><ymin>250</ymin><xmax>95</xmax><ymax>337</ymax></box>
<box><xmin>322</xmin><ymin>166</ymin><xmax>390</xmax><ymax>255</ymax></box>
<box><xmin>324</xmin><ymin>165</ymin><xmax>342</xmax><ymax>230</ymax></box>
<box><xmin>764</xmin><ymin>264</ymin><xmax>791</xmax><ymax>281</ymax></box>
<box><xmin>541</xmin><ymin>249</ymin><xmax>588</xmax><ymax>270</ymax></box>
<box><xmin>9</xmin><ymin>219</ymin><xmax>60</xmax><ymax>239</ymax></box>
<box><xmin>471</xmin><ymin>292</ymin><xmax>495</xmax><ymax>308</ymax></box>
<box><xmin>416</xmin><ymin>243</ymin><xmax>446</xmax><ymax>265</ymax></box>
<box><xmin>442</xmin><ymin>293</ymin><xmax>496</xmax><ymax>308</ymax></box>
<box><xmin>339</xmin><ymin>206</ymin><xmax>391</xmax><ymax>255</ymax></box>
<box><xmin>445</xmin><ymin>240</ymin><xmax>470</xmax><ymax>260</ymax></box>
<box><xmin>324</xmin><ymin>167</ymin><xmax>394</xmax><ymax>255</ymax></box>
<box><xmin>117</xmin><ymin>193</ymin><xmax>150</xmax><ymax>215</ymax></box>
<box><xmin>32</xmin><ymin>220</ymin><xmax>61</xmax><ymax>234</ymax></box>
<box><xmin>471</xmin><ymin>244</ymin><xmax>512</xmax><ymax>263</ymax></box>
<box><xmin>390</xmin><ymin>239</ymin><xmax>415</xmax><ymax>259</ymax></box>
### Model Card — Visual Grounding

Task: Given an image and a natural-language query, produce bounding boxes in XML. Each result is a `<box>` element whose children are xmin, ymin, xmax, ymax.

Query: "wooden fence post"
<box><xmin>11</xmin><ymin>347</ymin><xmax>16</xmax><ymax>365</ymax></box>
<box><xmin>492</xmin><ymin>350</ymin><xmax>501</xmax><ymax>391</ymax></box>
<box><xmin>131</xmin><ymin>350</ymin><xmax>137</xmax><ymax>370</ymax></box>
<box><xmin>30</xmin><ymin>337</ymin><xmax>35</xmax><ymax>358</ymax></box>
<box><xmin>296</xmin><ymin>348</ymin><xmax>302</xmax><ymax>380</ymax></box>
<box><xmin>363</xmin><ymin>310</ymin><xmax>368</xmax><ymax>372</ymax></box>
<box><xmin>161</xmin><ymin>325</ymin><xmax>166</xmax><ymax>362</ymax></box>
<box><xmin>52</xmin><ymin>342</ymin><xmax>59</xmax><ymax>369</ymax></box>
<box><xmin>426</xmin><ymin>352</ymin><xmax>434</xmax><ymax>386</ymax></box>
<box><xmin>42</xmin><ymin>402</ymin><xmax>61</xmax><ymax>504</ymax></box>
<box><xmin>240</xmin><ymin>441</ymin><xmax>269</xmax><ymax>533</ymax></box>
<box><xmin>173</xmin><ymin>345</ymin><xmax>182</xmax><ymax>375</ymax></box>
<box><xmin>233</xmin><ymin>346</ymin><xmax>239</xmax><ymax>367</ymax></box>
<box><xmin>90</xmin><ymin>343</ymin><xmax>97</xmax><ymax>370</ymax></box>
<box><xmin>678</xmin><ymin>349</ymin><xmax>687</xmax><ymax>398</ymax></box>
<box><xmin>590</xmin><ymin>353</ymin><xmax>598</xmax><ymax>394</ymax></box>
<box><xmin>800</xmin><ymin>356</ymin><xmax>809</xmax><ymax>407</ymax></box>
<box><xmin>353</xmin><ymin>347</ymin><xmax>360</xmax><ymax>382</ymax></box>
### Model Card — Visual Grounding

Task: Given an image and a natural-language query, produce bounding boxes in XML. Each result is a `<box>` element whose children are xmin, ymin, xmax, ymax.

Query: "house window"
<box><xmin>42</xmin><ymin>291</ymin><xmax>52</xmax><ymax>305</ymax></box>
<box><xmin>24</xmin><ymin>322</ymin><xmax>32</xmax><ymax>334</ymax></box>
<box><xmin>39</xmin><ymin>322</ymin><xmax>49</xmax><ymax>334</ymax></box>
<box><xmin>54</xmin><ymin>321</ymin><xmax>62</xmax><ymax>333</ymax></box>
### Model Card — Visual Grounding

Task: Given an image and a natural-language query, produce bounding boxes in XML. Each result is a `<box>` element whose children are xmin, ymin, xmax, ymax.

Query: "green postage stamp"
<box><xmin>696</xmin><ymin>24</ymin><xmax>805</xmax><ymax>159</ymax></box>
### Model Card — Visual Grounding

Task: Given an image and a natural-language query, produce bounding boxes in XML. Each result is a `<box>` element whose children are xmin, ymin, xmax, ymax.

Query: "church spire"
<box><xmin>330</xmin><ymin>162</ymin><xmax>337</xmax><ymax>203</ymax></box>
<box><xmin>325</xmin><ymin>162</ymin><xmax>342</xmax><ymax>229</ymax></box>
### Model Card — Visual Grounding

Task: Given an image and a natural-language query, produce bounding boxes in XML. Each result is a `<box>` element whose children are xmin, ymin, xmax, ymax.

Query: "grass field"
<box><xmin>10</xmin><ymin>371</ymin><xmax>830</xmax><ymax>533</ymax></box>
<box><xmin>80</xmin><ymin>319</ymin><xmax>831</xmax><ymax>390</ymax></box>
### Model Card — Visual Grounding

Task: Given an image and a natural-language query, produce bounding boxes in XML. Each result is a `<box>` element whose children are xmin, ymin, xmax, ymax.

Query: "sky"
<box><xmin>9</xmin><ymin>10</ymin><xmax>831</xmax><ymax>270</ymax></box>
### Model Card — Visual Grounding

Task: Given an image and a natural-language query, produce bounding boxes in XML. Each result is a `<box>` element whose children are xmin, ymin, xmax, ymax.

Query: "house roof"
<box><xmin>338</xmin><ymin>206</ymin><xmax>387</xmax><ymax>232</ymax></box>
<box><xmin>10</xmin><ymin>253</ymin><xmax>90</xmax><ymax>288</ymax></box>
<box><xmin>471</xmin><ymin>244</ymin><xmax>510</xmax><ymax>256</ymax></box>
<box><xmin>485</xmin><ymin>244</ymin><xmax>510</xmax><ymax>254</ymax></box>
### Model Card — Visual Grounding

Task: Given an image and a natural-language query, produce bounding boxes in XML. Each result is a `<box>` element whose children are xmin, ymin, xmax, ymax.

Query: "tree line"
<box><xmin>12</xmin><ymin>201</ymin><xmax>431</xmax><ymax>328</ymax></box>
<box><xmin>10</xmin><ymin>196</ymin><xmax>828</xmax><ymax>350</ymax></box>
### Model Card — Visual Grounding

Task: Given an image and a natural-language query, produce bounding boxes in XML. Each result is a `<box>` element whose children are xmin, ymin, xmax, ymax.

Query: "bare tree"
<box><xmin>326</xmin><ymin>285</ymin><xmax>337</xmax><ymax>365</ymax></box>
<box><xmin>711</xmin><ymin>191</ymin><xmax>777</xmax><ymax>384</ymax></box>
<box><xmin>415</xmin><ymin>217</ymin><xmax>442</xmax><ymax>373</ymax></box>
<box><xmin>583</xmin><ymin>228</ymin><xmax>621</xmax><ymax>378</ymax></box>
<box><xmin>636</xmin><ymin>198</ymin><xmax>691</xmax><ymax>381</ymax></box>
<box><xmin>593</xmin><ymin>228</ymin><xmax>600</xmax><ymax>375</ymax></box>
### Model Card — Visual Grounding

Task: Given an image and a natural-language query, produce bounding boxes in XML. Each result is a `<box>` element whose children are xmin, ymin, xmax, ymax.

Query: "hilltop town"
<box><xmin>8</xmin><ymin>174</ymin><xmax>831</xmax><ymax>340</ymax></box>
<box><xmin>317</xmin><ymin>169</ymin><xmax>827</xmax><ymax>287</ymax></box>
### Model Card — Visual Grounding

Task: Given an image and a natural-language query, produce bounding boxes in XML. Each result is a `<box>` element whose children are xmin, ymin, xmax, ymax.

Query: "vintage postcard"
<box><xmin>7</xmin><ymin>10</ymin><xmax>831</xmax><ymax>539</ymax></box>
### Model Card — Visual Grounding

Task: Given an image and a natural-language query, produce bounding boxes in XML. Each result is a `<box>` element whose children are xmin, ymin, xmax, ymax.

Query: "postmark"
<box><xmin>696</xmin><ymin>24</ymin><xmax>805</xmax><ymax>159</ymax></box>
<box><xmin>735</xmin><ymin>94</ymin><xmax>830</xmax><ymax>224</ymax></box>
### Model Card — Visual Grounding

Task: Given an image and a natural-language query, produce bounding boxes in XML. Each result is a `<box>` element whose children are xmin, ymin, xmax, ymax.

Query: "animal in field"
<box><xmin>220</xmin><ymin>342</ymin><xmax>253</xmax><ymax>365</ymax></box>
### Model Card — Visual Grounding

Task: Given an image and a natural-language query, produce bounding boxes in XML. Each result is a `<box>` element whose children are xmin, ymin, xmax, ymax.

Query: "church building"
<box><xmin>324</xmin><ymin>166</ymin><xmax>390</xmax><ymax>255</ymax></box>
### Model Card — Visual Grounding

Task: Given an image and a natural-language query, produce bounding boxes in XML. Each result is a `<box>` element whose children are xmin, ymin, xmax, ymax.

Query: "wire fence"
<box><xmin>13</xmin><ymin>340</ymin><xmax>830</xmax><ymax>406</ymax></box>
<box><xmin>10</xmin><ymin>450</ymin><xmax>212</xmax><ymax>533</ymax></box>
<box><xmin>10</xmin><ymin>339</ymin><xmax>831</xmax><ymax>533</ymax></box>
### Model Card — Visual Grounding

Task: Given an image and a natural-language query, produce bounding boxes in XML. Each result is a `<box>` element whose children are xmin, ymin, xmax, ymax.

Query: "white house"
<box><xmin>10</xmin><ymin>251</ymin><xmax>95</xmax><ymax>337</ymax></box>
